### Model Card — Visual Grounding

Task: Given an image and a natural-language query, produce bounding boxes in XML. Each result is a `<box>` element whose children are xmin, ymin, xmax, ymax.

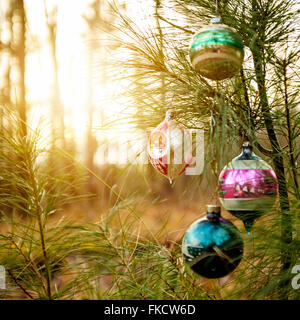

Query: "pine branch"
<box><xmin>7</xmin><ymin>269</ymin><xmax>34</xmax><ymax>299</ymax></box>
<box><xmin>10</xmin><ymin>238</ymin><xmax>46</xmax><ymax>292</ymax></box>
<box><xmin>24</xmin><ymin>144</ymin><xmax>52</xmax><ymax>299</ymax></box>
<box><xmin>156</xmin><ymin>14</ymin><xmax>193</xmax><ymax>34</ymax></box>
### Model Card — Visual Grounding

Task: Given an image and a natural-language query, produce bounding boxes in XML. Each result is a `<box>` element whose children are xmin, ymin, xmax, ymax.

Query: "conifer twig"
<box><xmin>7</xmin><ymin>269</ymin><xmax>34</xmax><ymax>299</ymax></box>
<box><xmin>25</xmin><ymin>147</ymin><xmax>52</xmax><ymax>299</ymax></box>
<box><xmin>156</xmin><ymin>14</ymin><xmax>193</xmax><ymax>34</ymax></box>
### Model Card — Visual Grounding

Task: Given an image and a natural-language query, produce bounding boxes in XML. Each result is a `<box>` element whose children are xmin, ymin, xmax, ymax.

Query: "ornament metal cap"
<box><xmin>242</xmin><ymin>141</ymin><xmax>253</xmax><ymax>151</ymax></box>
<box><xmin>206</xmin><ymin>204</ymin><xmax>221</xmax><ymax>215</ymax></box>
<box><xmin>211</xmin><ymin>16</ymin><xmax>222</xmax><ymax>24</ymax></box>
<box><xmin>165</xmin><ymin>110</ymin><xmax>175</xmax><ymax>120</ymax></box>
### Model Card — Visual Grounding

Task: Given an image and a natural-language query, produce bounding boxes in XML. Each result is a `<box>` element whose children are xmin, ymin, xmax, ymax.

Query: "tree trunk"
<box><xmin>44</xmin><ymin>3</ymin><xmax>65</xmax><ymax>150</ymax></box>
<box><xmin>16</xmin><ymin>0</ymin><xmax>27</xmax><ymax>136</ymax></box>
<box><xmin>251</xmin><ymin>29</ymin><xmax>291</xmax><ymax>302</ymax></box>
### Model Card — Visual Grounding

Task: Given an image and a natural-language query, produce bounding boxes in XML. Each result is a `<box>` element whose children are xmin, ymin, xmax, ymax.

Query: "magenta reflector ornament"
<box><xmin>218</xmin><ymin>142</ymin><xmax>278</xmax><ymax>232</ymax></box>
<box><xmin>147</xmin><ymin>111</ymin><xmax>193</xmax><ymax>183</ymax></box>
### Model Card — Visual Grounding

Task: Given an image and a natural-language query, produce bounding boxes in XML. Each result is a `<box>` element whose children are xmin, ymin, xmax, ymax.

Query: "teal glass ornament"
<box><xmin>182</xmin><ymin>205</ymin><xmax>244</xmax><ymax>279</ymax></box>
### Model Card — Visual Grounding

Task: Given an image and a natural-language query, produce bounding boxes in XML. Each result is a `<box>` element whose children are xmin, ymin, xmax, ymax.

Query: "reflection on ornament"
<box><xmin>189</xmin><ymin>18</ymin><xmax>244</xmax><ymax>81</ymax></box>
<box><xmin>182</xmin><ymin>205</ymin><xmax>243</xmax><ymax>279</ymax></box>
<box><xmin>218</xmin><ymin>142</ymin><xmax>278</xmax><ymax>232</ymax></box>
<box><xmin>148</xmin><ymin>111</ymin><xmax>193</xmax><ymax>183</ymax></box>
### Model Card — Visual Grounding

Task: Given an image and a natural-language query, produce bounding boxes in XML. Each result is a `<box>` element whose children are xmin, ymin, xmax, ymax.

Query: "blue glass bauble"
<box><xmin>182</xmin><ymin>205</ymin><xmax>243</xmax><ymax>279</ymax></box>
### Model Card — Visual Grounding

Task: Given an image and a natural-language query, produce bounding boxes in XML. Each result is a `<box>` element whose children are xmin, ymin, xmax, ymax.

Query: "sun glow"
<box><xmin>25</xmin><ymin>0</ymin><xmax>93</xmax><ymax>147</ymax></box>
<box><xmin>15</xmin><ymin>0</ymin><xmax>186</xmax><ymax>168</ymax></box>
<box><xmin>22</xmin><ymin>0</ymin><xmax>161</xmax><ymax>164</ymax></box>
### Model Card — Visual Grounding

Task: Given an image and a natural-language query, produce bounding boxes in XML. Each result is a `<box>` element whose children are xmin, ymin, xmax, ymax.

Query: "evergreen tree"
<box><xmin>110</xmin><ymin>0</ymin><xmax>300</xmax><ymax>299</ymax></box>
<box><xmin>0</xmin><ymin>0</ymin><xmax>299</xmax><ymax>301</ymax></box>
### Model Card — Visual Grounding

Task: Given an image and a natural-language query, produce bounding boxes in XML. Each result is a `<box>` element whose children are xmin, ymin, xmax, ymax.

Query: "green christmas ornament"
<box><xmin>189</xmin><ymin>17</ymin><xmax>244</xmax><ymax>81</ymax></box>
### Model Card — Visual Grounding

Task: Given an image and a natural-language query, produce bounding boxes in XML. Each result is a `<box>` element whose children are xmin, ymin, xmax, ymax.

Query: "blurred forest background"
<box><xmin>0</xmin><ymin>0</ymin><xmax>202</xmax><ymax>230</ymax></box>
<box><xmin>0</xmin><ymin>0</ymin><xmax>299</xmax><ymax>300</ymax></box>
